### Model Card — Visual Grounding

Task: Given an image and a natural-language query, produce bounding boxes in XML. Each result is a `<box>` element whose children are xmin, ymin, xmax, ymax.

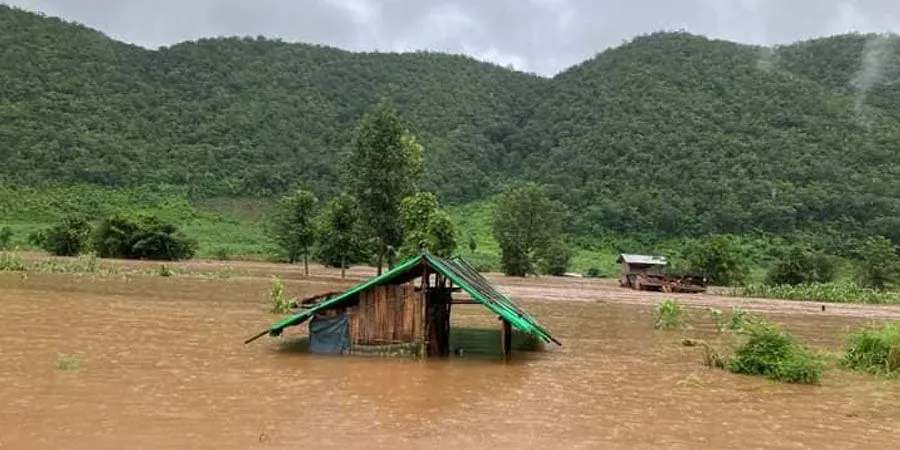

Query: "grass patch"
<box><xmin>655</xmin><ymin>299</ymin><xmax>689</xmax><ymax>330</ymax></box>
<box><xmin>56</xmin><ymin>354</ymin><xmax>81</xmax><ymax>371</ymax></box>
<box><xmin>840</xmin><ymin>322</ymin><xmax>900</xmax><ymax>377</ymax></box>
<box><xmin>0</xmin><ymin>251</ymin><xmax>26</xmax><ymax>271</ymax></box>
<box><xmin>733</xmin><ymin>283</ymin><xmax>900</xmax><ymax>305</ymax></box>
<box><xmin>723</xmin><ymin>320</ymin><xmax>824</xmax><ymax>384</ymax></box>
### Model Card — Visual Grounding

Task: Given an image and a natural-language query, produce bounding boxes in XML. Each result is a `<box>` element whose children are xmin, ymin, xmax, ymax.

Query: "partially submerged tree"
<box><xmin>93</xmin><ymin>214</ymin><xmax>196</xmax><ymax>261</ymax></box>
<box><xmin>345</xmin><ymin>98</ymin><xmax>423</xmax><ymax>274</ymax></box>
<box><xmin>683</xmin><ymin>235</ymin><xmax>749</xmax><ymax>286</ymax></box>
<box><xmin>36</xmin><ymin>216</ymin><xmax>92</xmax><ymax>256</ymax></box>
<box><xmin>316</xmin><ymin>193</ymin><xmax>365</xmax><ymax>279</ymax></box>
<box><xmin>268</xmin><ymin>190</ymin><xmax>318</xmax><ymax>274</ymax></box>
<box><xmin>857</xmin><ymin>236</ymin><xmax>900</xmax><ymax>290</ymax></box>
<box><xmin>492</xmin><ymin>182</ymin><xmax>564</xmax><ymax>276</ymax></box>
<box><xmin>765</xmin><ymin>246</ymin><xmax>836</xmax><ymax>286</ymax></box>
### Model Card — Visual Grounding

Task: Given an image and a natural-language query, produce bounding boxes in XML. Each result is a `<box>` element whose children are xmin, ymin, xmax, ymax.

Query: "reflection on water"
<box><xmin>0</xmin><ymin>272</ymin><xmax>898</xmax><ymax>449</ymax></box>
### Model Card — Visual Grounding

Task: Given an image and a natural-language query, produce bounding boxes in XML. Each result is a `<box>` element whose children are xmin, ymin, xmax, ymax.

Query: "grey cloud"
<box><xmin>4</xmin><ymin>0</ymin><xmax>899</xmax><ymax>75</ymax></box>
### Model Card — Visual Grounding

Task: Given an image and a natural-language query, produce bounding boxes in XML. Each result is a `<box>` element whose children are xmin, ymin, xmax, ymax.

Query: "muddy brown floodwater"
<box><xmin>1</xmin><ymin>259</ymin><xmax>899</xmax><ymax>449</ymax></box>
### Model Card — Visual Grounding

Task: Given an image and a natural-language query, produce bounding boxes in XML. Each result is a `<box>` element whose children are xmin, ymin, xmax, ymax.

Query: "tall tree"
<box><xmin>316</xmin><ymin>193</ymin><xmax>365</xmax><ymax>279</ymax></box>
<box><xmin>399</xmin><ymin>192</ymin><xmax>457</xmax><ymax>258</ymax></box>
<box><xmin>857</xmin><ymin>236</ymin><xmax>900</xmax><ymax>290</ymax></box>
<box><xmin>346</xmin><ymin>98</ymin><xmax>423</xmax><ymax>274</ymax></box>
<box><xmin>268</xmin><ymin>190</ymin><xmax>318</xmax><ymax>274</ymax></box>
<box><xmin>492</xmin><ymin>183</ymin><xmax>564</xmax><ymax>276</ymax></box>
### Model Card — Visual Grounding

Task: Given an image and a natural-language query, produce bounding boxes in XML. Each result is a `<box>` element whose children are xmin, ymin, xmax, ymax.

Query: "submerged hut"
<box><xmin>246</xmin><ymin>252</ymin><xmax>560</xmax><ymax>358</ymax></box>
<box><xmin>616</xmin><ymin>253</ymin><xmax>667</xmax><ymax>288</ymax></box>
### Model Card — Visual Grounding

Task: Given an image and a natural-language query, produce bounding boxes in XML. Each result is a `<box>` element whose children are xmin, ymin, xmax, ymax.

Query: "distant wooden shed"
<box><xmin>246</xmin><ymin>252</ymin><xmax>560</xmax><ymax>359</ymax></box>
<box><xmin>616</xmin><ymin>253</ymin><xmax>667</xmax><ymax>287</ymax></box>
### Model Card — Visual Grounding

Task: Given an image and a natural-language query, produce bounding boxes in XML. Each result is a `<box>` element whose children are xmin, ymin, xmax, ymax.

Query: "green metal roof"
<box><xmin>247</xmin><ymin>252</ymin><xmax>560</xmax><ymax>346</ymax></box>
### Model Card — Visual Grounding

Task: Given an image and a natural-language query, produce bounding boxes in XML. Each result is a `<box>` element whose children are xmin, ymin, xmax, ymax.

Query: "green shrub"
<box><xmin>766</xmin><ymin>247</ymin><xmax>836</xmax><ymax>286</ymax></box>
<box><xmin>655</xmin><ymin>299</ymin><xmax>688</xmax><ymax>330</ymax></box>
<box><xmin>214</xmin><ymin>247</ymin><xmax>231</xmax><ymax>261</ymax></box>
<box><xmin>726</xmin><ymin>320</ymin><xmax>824</xmax><ymax>384</ymax></box>
<box><xmin>537</xmin><ymin>240</ymin><xmax>574</xmax><ymax>276</ymax></box>
<box><xmin>269</xmin><ymin>275</ymin><xmax>290</xmax><ymax>313</ymax></box>
<box><xmin>37</xmin><ymin>216</ymin><xmax>92</xmax><ymax>256</ymax></box>
<box><xmin>584</xmin><ymin>267</ymin><xmax>602</xmax><ymax>278</ymax></box>
<box><xmin>93</xmin><ymin>214</ymin><xmax>197</xmax><ymax>261</ymax></box>
<box><xmin>728</xmin><ymin>308</ymin><xmax>756</xmax><ymax>331</ymax></box>
<box><xmin>0</xmin><ymin>226</ymin><xmax>12</xmax><ymax>250</ymax></box>
<box><xmin>840</xmin><ymin>322</ymin><xmax>900</xmax><ymax>377</ymax></box>
<box><xmin>683</xmin><ymin>235</ymin><xmax>749</xmax><ymax>286</ymax></box>
<box><xmin>708</xmin><ymin>308</ymin><xmax>726</xmax><ymax>332</ymax></box>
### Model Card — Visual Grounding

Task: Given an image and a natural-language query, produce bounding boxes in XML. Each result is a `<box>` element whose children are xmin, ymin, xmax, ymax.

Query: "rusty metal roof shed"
<box><xmin>616</xmin><ymin>254</ymin><xmax>667</xmax><ymax>265</ymax></box>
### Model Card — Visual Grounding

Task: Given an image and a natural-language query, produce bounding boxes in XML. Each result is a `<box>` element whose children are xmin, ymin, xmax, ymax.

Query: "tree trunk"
<box><xmin>376</xmin><ymin>249</ymin><xmax>383</xmax><ymax>276</ymax></box>
<box><xmin>340</xmin><ymin>256</ymin><xmax>346</xmax><ymax>280</ymax></box>
<box><xmin>303</xmin><ymin>253</ymin><xmax>309</xmax><ymax>276</ymax></box>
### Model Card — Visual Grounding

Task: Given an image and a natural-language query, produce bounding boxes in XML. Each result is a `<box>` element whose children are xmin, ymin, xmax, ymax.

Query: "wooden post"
<box><xmin>500</xmin><ymin>317</ymin><xmax>512</xmax><ymax>360</ymax></box>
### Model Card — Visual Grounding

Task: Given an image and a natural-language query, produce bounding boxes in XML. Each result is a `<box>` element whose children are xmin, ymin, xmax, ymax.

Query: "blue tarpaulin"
<box><xmin>308</xmin><ymin>313</ymin><xmax>349</xmax><ymax>355</ymax></box>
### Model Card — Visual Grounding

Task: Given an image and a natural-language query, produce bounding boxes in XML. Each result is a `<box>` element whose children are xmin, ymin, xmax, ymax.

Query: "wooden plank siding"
<box><xmin>348</xmin><ymin>283</ymin><xmax>424</xmax><ymax>347</ymax></box>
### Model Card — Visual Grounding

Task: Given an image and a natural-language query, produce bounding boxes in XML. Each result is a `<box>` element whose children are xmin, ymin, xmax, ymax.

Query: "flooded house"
<box><xmin>616</xmin><ymin>253</ymin><xmax>667</xmax><ymax>288</ymax></box>
<box><xmin>246</xmin><ymin>252</ymin><xmax>560</xmax><ymax>358</ymax></box>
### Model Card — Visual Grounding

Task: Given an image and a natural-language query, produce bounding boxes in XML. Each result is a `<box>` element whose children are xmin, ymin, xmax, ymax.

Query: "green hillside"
<box><xmin>518</xmin><ymin>32</ymin><xmax>900</xmax><ymax>239</ymax></box>
<box><xmin>2</xmin><ymin>5</ymin><xmax>900</xmax><ymax>249</ymax></box>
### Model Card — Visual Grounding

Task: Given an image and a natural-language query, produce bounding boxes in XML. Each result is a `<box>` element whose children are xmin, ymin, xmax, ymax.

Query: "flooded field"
<box><xmin>1</xmin><ymin>259</ymin><xmax>899</xmax><ymax>449</ymax></box>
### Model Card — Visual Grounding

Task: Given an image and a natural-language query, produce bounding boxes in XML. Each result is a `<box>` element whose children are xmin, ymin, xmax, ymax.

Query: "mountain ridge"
<box><xmin>2</xmin><ymin>5</ymin><xmax>899</xmax><ymax>241</ymax></box>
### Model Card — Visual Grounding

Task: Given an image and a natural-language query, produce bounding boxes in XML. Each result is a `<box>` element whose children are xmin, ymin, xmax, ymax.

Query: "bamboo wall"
<box><xmin>348</xmin><ymin>283</ymin><xmax>424</xmax><ymax>346</ymax></box>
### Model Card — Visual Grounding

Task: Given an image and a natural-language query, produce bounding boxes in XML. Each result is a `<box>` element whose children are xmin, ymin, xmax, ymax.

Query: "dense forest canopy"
<box><xmin>2</xmin><ymin>5</ymin><xmax>899</xmax><ymax>242</ymax></box>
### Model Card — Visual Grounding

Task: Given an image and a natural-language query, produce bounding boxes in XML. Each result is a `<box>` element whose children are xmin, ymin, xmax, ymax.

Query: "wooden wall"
<box><xmin>348</xmin><ymin>283</ymin><xmax>424</xmax><ymax>347</ymax></box>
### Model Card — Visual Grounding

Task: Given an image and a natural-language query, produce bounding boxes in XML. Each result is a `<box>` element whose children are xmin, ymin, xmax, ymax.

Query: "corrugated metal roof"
<box><xmin>616</xmin><ymin>253</ymin><xmax>668</xmax><ymax>265</ymax></box>
<box><xmin>250</xmin><ymin>252</ymin><xmax>560</xmax><ymax>346</ymax></box>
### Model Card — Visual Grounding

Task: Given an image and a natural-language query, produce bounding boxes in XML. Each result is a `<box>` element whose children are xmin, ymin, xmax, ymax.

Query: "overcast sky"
<box><xmin>4</xmin><ymin>0</ymin><xmax>899</xmax><ymax>75</ymax></box>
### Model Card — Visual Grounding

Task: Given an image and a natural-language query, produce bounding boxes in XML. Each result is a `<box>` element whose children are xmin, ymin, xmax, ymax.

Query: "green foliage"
<box><xmin>346</xmin><ymin>99</ymin><xmax>423</xmax><ymax>270</ymax></box>
<box><xmin>316</xmin><ymin>193</ymin><xmax>366</xmax><ymax>276</ymax></box>
<box><xmin>766</xmin><ymin>247</ymin><xmax>836</xmax><ymax>286</ymax></box>
<box><xmin>35</xmin><ymin>216</ymin><xmax>92</xmax><ymax>256</ymax></box>
<box><xmin>0</xmin><ymin>251</ymin><xmax>26</xmax><ymax>271</ymax></box>
<box><xmin>493</xmin><ymin>183</ymin><xmax>565</xmax><ymax>277</ymax></box>
<box><xmin>584</xmin><ymin>267</ymin><xmax>602</xmax><ymax>278</ymax></box>
<box><xmin>682</xmin><ymin>235</ymin><xmax>749</xmax><ymax>286</ymax></box>
<box><xmin>725</xmin><ymin>320</ymin><xmax>824</xmax><ymax>385</ymax></box>
<box><xmin>269</xmin><ymin>275</ymin><xmax>290</xmax><ymax>314</ymax></box>
<box><xmin>93</xmin><ymin>214</ymin><xmax>197</xmax><ymax>261</ymax></box>
<box><xmin>399</xmin><ymin>192</ymin><xmax>457</xmax><ymax>258</ymax></box>
<box><xmin>735</xmin><ymin>282</ymin><xmax>900</xmax><ymax>304</ymax></box>
<box><xmin>857</xmin><ymin>236</ymin><xmax>900</xmax><ymax>290</ymax></box>
<box><xmin>3</xmin><ymin>7</ymin><xmax>900</xmax><ymax>261</ymax></box>
<box><xmin>0</xmin><ymin>226</ymin><xmax>12</xmax><ymax>250</ymax></box>
<box><xmin>267</xmin><ymin>190</ymin><xmax>318</xmax><ymax>270</ymax></box>
<box><xmin>728</xmin><ymin>308</ymin><xmax>756</xmax><ymax>331</ymax></box>
<box><xmin>840</xmin><ymin>322</ymin><xmax>900</xmax><ymax>377</ymax></box>
<box><xmin>654</xmin><ymin>299</ymin><xmax>688</xmax><ymax>330</ymax></box>
<box><xmin>537</xmin><ymin>240</ymin><xmax>575</xmax><ymax>276</ymax></box>
<box><xmin>708</xmin><ymin>308</ymin><xmax>726</xmax><ymax>333</ymax></box>
<box><xmin>468</xmin><ymin>235</ymin><xmax>477</xmax><ymax>253</ymax></box>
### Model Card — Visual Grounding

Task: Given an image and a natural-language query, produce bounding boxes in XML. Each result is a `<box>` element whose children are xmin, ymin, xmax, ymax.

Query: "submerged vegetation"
<box><xmin>733</xmin><ymin>283</ymin><xmax>900</xmax><ymax>305</ymax></box>
<box><xmin>654</xmin><ymin>299</ymin><xmax>689</xmax><ymax>330</ymax></box>
<box><xmin>841</xmin><ymin>322</ymin><xmax>900</xmax><ymax>377</ymax></box>
<box><xmin>725</xmin><ymin>320</ymin><xmax>825</xmax><ymax>385</ymax></box>
<box><xmin>55</xmin><ymin>354</ymin><xmax>81</xmax><ymax>371</ymax></box>
<box><xmin>269</xmin><ymin>275</ymin><xmax>290</xmax><ymax>314</ymax></box>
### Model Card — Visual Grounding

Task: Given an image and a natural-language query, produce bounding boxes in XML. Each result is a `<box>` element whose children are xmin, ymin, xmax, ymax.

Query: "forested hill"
<box><xmin>2</xmin><ymin>5</ymin><xmax>899</xmax><ymax>240</ymax></box>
